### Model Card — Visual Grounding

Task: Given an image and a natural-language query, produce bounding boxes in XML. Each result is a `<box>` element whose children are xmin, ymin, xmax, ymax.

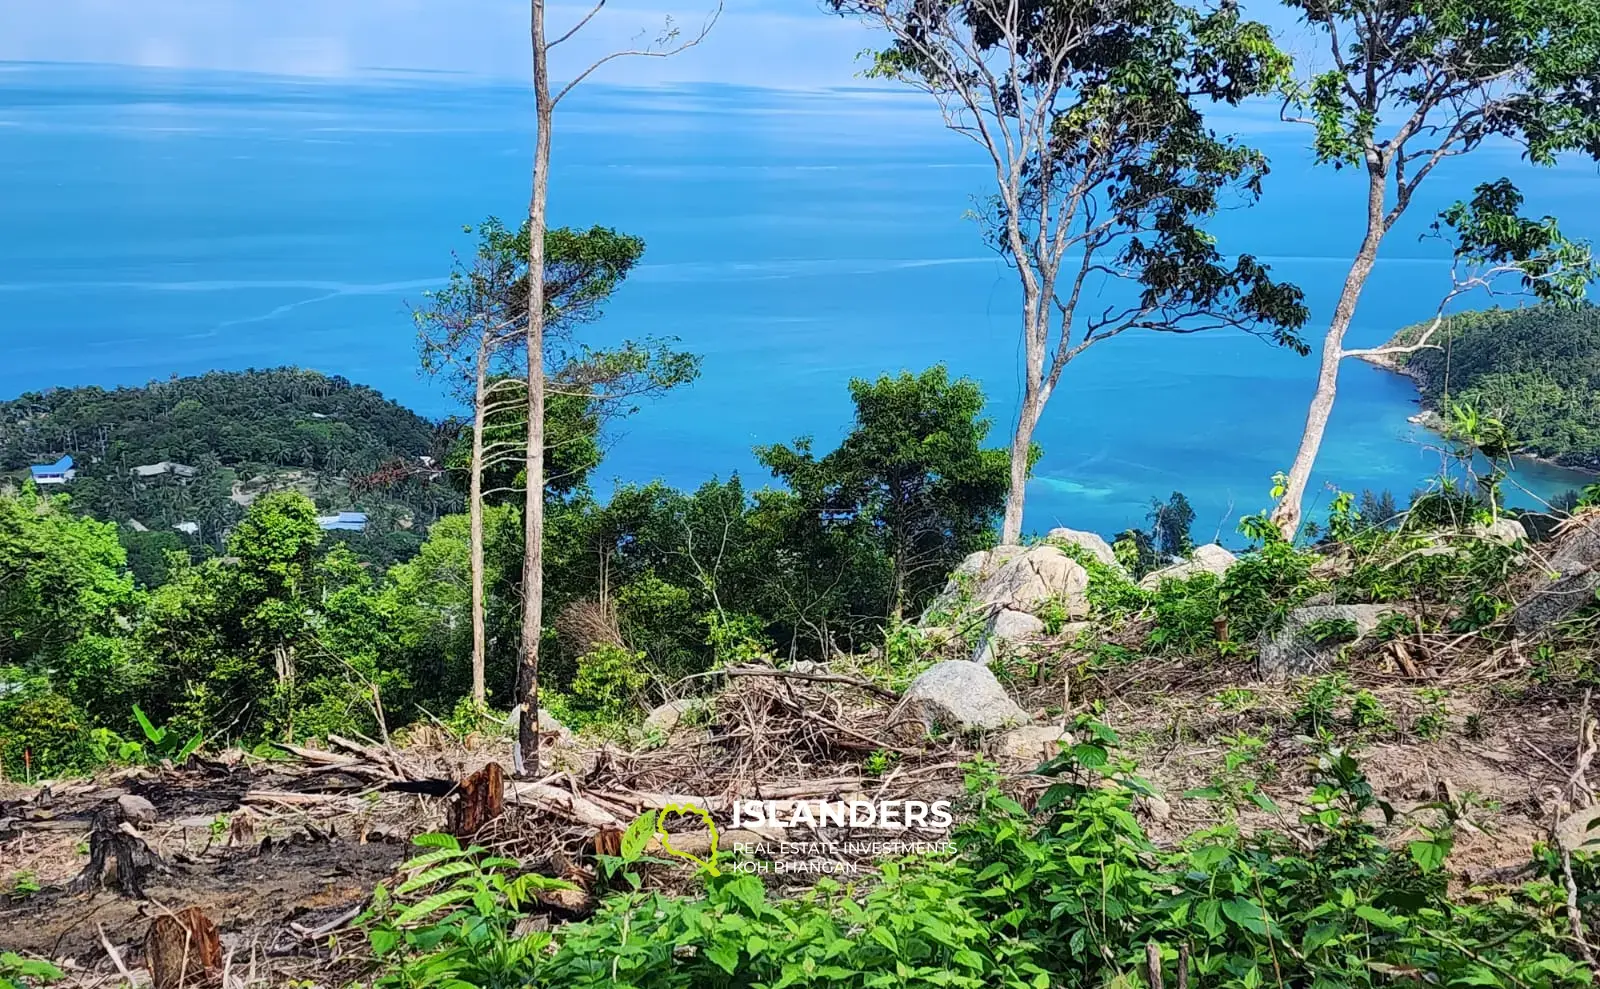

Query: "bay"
<box><xmin>1</xmin><ymin>61</ymin><xmax>1594</xmax><ymax>539</ymax></box>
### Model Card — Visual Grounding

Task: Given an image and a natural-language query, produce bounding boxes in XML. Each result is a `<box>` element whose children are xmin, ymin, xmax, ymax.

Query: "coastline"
<box><xmin>1357</xmin><ymin>352</ymin><xmax>1600</xmax><ymax>477</ymax></box>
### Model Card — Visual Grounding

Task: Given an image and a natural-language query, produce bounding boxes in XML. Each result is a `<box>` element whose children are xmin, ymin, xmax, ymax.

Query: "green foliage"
<box><xmin>1412</xmin><ymin>689</ymin><xmax>1451</xmax><ymax>741</ymax></box>
<box><xmin>1217</xmin><ymin>538</ymin><xmax>1323</xmax><ymax>640</ymax></box>
<box><xmin>0</xmin><ymin>485</ymin><xmax>136</xmax><ymax>672</ymax></box>
<box><xmin>561</xmin><ymin>643</ymin><xmax>648</xmax><ymax>730</ymax></box>
<box><xmin>1147</xmin><ymin>491</ymin><xmax>1197</xmax><ymax>559</ymax></box>
<box><xmin>0</xmin><ymin>678</ymin><xmax>99</xmax><ymax>780</ymax></box>
<box><xmin>1048</xmin><ymin>541</ymin><xmax>1148</xmax><ymax>619</ymax></box>
<box><xmin>130</xmin><ymin>492</ymin><xmax>404</xmax><ymax>743</ymax></box>
<box><xmin>1350</xmin><ymin>690</ymin><xmax>1395</xmax><ymax>736</ymax></box>
<box><xmin>1386</xmin><ymin>305</ymin><xmax>1600</xmax><ymax>469</ymax></box>
<box><xmin>1294</xmin><ymin>673</ymin><xmax>1350</xmax><ymax>733</ymax></box>
<box><xmin>0</xmin><ymin>952</ymin><xmax>62</xmax><ymax>989</ymax></box>
<box><xmin>758</xmin><ymin>365</ymin><xmax>1010</xmax><ymax>621</ymax></box>
<box><xmin>362</xmin><ymin>833</ymin><xmax>578</xmax><ymax>989</ymax></box>
<box><xmin>130</xmin><ymin>704</ymin><xmax>204</xmax><ymax>764</ymax></box>
<box><xmin>0</xmin><ymin>369</ymin><xmax>452</xmax><ymax>544</ymax></box>
<box><xmin>1147</xmin><ymin>573</ymin><xmax>1221</xmax><ymax>654</ymax></box>
<box><xmin>368</xmin><ymin>722</ymin><xmax>1597</xmax><ymax>989</ymax></box>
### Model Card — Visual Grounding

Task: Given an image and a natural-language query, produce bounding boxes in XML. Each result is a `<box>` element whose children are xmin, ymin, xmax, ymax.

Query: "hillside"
<box><xmin>1378</xmin><ymin>305</ymin><xmax>1600</xmax><ymax>470</ymax></box>
<box><xmin>0</xmin><ymin>368</ymin><xmax>458</xmax><ymax>548</ymax></box>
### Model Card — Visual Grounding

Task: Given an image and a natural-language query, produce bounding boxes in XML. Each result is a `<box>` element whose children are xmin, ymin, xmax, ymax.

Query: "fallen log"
<box><xmin>505</xmin><ymin>782</ymin><xmax>625</xmax><ymax>829</ymax></box>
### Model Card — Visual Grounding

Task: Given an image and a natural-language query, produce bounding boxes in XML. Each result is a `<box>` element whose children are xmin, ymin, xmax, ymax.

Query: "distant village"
<box><xmin>24</xmin><ymin>454</ymin><xmax>369</xmax><ymax>534</ymax></box>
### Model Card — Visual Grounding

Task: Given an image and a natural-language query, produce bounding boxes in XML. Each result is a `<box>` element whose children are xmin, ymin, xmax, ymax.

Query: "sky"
<box><xmin>0</xmin><ymin>0</ymin><xmax>883</xmax><ymax>89</ymax></box>
<box><xmin>0</xmin><ymin>0</ymin><xmax>1325</xmax><ymax>91</ymax></box>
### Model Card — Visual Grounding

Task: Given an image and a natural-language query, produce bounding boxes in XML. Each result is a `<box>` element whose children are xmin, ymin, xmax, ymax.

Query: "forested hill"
<box><xmin>0</xmin><ymin>368</ymin><xmax>457</xmax><ymax>548</ymax></box>
<box><xmin>1380</xmin><ymin>304</ymin><xmax>1600</xmax><ymax>470</ymax></box>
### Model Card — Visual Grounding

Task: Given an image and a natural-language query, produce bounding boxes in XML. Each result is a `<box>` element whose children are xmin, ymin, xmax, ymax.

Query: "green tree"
<box><xmin>134</xmin><ymin>492</ymin><xmax>396</xmax><ymax>742</ymax></box>
<box><xmin>759</xmin><ymin>367</ymin><xmax>1010</xmax><ymax>620</ymax></box>
<box><xmin>0</xmin><ymin>484</ymin><xmax>135</xmax><ymax>670</ymax></box>
<box><xmin>1269</xmin><ymin>0</ymin><xmax>1600</xmax><ymax>537</ymax></box>
<box><xmin>1148</xmin><ymin>491</ymin><xmax>1197</xmax><ymax>560</ymax></box>
<box><xmin>831</xmin><ymin>0</ymin><xmax>1308</xmax><ymax>543</ymax></box>
<box><xmin>416</xmin><ymin>217</ymin><xmax>696</xmax><ymax>708</ymax></box>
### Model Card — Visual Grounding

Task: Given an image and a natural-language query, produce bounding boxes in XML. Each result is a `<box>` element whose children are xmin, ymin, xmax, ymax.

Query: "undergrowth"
<box><xmin>360</xmin><ymin>721</ymin><xmax>1598</xmax><ymax>989</ymax></box>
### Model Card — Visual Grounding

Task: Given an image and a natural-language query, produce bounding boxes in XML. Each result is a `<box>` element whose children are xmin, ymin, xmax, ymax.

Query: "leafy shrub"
<box><xmin>1217</xmin><ymin>539</ymin><xmax>1323</xmax><ymax>640</ymax></box>
<box><xmin>366</xmin><ymin>721</ymin><xmax>1598</xmax><ymax>989</ymax></box>
<box><xmin>1048</xmin><ymin>541</ymin><xmax>1148</xmax><ymax>618</ymax></box>
<box><xmin>131</xmin><ymin>704</ymin><xmax>204</xmax><ymax>764</ymax></box>
<box><xmin>551</xmin><ymin>642</ymin><xmax>649</xmax><ymax>733</ymax></box>
<box><xmin>0</xmin><ymin>682</ymin><xmax>100</xmax><ymax>780</ymax></box>
<box><xmin>1147</xmin><ymin>573</ymin><xmax>1222</xmax><ymax>653</ymax></box>
<box><xmin>1294</xmin><ymin>673</ymin><xmax>1350</xmax><ymax>732</ymax></box>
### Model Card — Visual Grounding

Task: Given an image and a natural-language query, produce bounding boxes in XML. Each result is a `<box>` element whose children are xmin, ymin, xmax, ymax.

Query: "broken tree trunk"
<box><xmin>145</xmin><ymin>906</ymin><xmax>222</xmax><ymax>989</ymax></box>
<box><xmin>71</xmin><ymin>801</ymin><xmax>164</xmax><ymax>897</ymax></box>
<box><xmin>446</xmin><ymin>761</ymin><xmax>505</xmax><ymax>838</ymax></box>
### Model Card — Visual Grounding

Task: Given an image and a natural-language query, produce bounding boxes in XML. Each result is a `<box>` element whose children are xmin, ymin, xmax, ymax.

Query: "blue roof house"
<box><xmin>29</xmin><ymin>456</ymin><xmax>75</xmax><ymax>485</ymax></box>
<box><xmin>317</xmin><ymin>511</ymin><xmax>369</xmax><ymax>533</ymax></box>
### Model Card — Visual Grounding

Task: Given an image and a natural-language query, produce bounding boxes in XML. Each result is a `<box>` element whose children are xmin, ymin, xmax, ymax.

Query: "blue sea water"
<box><xmin>1</xmin><ymin>61</ymin><xmax>1596</xmax><ymax>540</ymax></box>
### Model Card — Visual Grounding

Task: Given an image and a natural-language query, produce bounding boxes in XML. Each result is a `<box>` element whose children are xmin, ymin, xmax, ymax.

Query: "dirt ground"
<box><xmin>0</xmin><ymin>650</ymin><xmax>1589</xmax><ymax>985</ymax></box>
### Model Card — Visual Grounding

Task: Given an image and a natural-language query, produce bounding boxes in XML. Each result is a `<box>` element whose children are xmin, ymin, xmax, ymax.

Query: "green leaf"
<box><xmin>394</xmin><ymin>888</ymin><xmax>474</xmax><ymax>926</ymax></box>
<box><xmin>131</xmin><ymin>704</ymin><xmax>162</xmax><ymax>744</ymax></box>
<box><xmin>1354</xmin><ymin>905</ymin><xmax>1404</xmax><ymax>930</ymax></box>
<box><xmin>706</xmin><ymin>943</ymin><xmax>740</xmax><ymax>974</ymax></box>
<box><xmin>620</xmin><ymin>811</ymin><xmax>658</xmax><ymax>862</ymax></box>
<box><xmin>176</xmin><ymin>730</ymin><xmax>204</xmax><ymax>763</ymax></box>
<box><xmin>1073</xmin><ymin>743</ymin><xmax>1108</xmax><ymax>768</ymax></box>
<box><xmin>368</xmin><ymin>928</ymin><xmax>400</xmax><ymax>955</ymax></box>
<box><xmin>395</xmin><ymin>860</ymin><xmax>479</xmax><ymax>895</ymax></box>
<box><xmin>1407</xmin><ymin>837</ymin><xmax>1451</xmax><ymax>873</ymax></box>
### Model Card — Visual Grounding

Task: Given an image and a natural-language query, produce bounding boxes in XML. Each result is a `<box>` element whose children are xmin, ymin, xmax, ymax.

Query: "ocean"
<box><xmin>2</xmin><ymin>61</ymin><xmax>1595</xmax><ymax>540</ymax></box>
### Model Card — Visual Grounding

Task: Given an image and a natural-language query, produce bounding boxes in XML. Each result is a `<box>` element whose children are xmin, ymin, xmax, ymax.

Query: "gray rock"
<box><xmin>1471</xmin><ymin>518</ymin><xmax>1528</xmax><ymax>546</ymax></box>
<box><xmin>920</xmin><ymin>546</ymin><xmax>1027</xmax><ymax>623</ymax></box>
<box><xmin>1045</xmin><ymin>528</ymin><xmax>1119</xmax><ymax>569</ymax></box>
<box><xmin>537</xmin><ymin>707</ymin><xmax>572</xmax><ymax>741</ymax></box>
<box><xmin>971</xmin><ymin>609</ymin><xmax>1046</xmax><ymax>665</ymax></box>
<box><xmin>973</xmin><ymin>545</ymin><xmax>1090</xmax><ymax>616</ymax></box>
<box><xmin>1138</xmin><ymin>544</ymin><xmax>1237</xmax><ymax>590</ymax></box>
<box><xmin>1556</xmin><ymin>804</ymin><xmax>1600</xmax><ymax>853</ymax></box>
<box><xmin>898</xmin><ymin>661</ymin><xmax>1031</xmax><ymax>731</ymax></box>
<box><xmin>990</xmin><ymin>725</ymin><xmax>1072</xmax><ymax>767</ymax></box>
<box><xmin>644</xmin><ymin>698</ymin><xmax>709</xmax><ymax>734</ymax></box>
<box><xmin>1513</xmin><ymin>517</ymin><xmax>1600</xmax><ymax>635</ymax></box>
<box><xmin>1257</xmin><ymin>604</ymin><xmax>1401</xmax><ymax>679</ymax></box>
<box><xmin>1140</xmin><ymin>793</ymin><xmax>1173</xmax><ymax>822</ymax></box>
<box><xmin>117</xmin><ymin>793</ymin><xmax>158</xmax><ymax>826</ymax></box>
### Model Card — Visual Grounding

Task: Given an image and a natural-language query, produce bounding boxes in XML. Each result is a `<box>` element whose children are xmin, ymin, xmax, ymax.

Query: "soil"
<box><xmin>0</xmin><ymin>643</ymin><xmax>1589</xmax><ymax>984</ymax></box>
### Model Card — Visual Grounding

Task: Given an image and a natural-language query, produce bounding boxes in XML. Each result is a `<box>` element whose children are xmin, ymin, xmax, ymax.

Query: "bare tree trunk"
<box><xmin>469</xmin><ymin>343</ymin><xmax>489</xmax><ymax>707</ymax></box>
<box><xmin>1001</xmin><ymin>391</ymin><xmax>1041</xmax><ymax>545</ymax></box>
<box><xmin>1271</xmin><ymin>167</ymin><xmax>1387</xmax><ymax>539</ymax></box>
<box><xmin>516</xmin><ymin>0</ymin><xmax>552</xmax><ymax>777</ymax></box>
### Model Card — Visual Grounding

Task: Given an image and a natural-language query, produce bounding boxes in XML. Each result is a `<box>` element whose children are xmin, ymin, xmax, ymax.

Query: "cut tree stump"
<box><xmin>145</xmin><ymin>907</ymin><xmax>222</xmax><ymax>989</ymax></box>
<box><xmin>70</xmin><ymin>801</ymin><xmax>165</xmax><ymax>896</ymax></box>
<box><xmin>446</xmin><ymin>761</ymin><xmax>504</xmax><ymax>838</ymax></box>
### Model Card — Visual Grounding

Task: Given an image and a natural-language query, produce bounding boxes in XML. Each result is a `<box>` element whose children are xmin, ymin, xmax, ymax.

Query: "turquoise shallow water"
<box><xmin>1</xmin><ymin>62</ymin><xmax>1594</xmax><ymax>539</ymax></box>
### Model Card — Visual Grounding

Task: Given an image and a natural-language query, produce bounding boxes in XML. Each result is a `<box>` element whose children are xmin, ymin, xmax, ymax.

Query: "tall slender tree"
<box><xmin>517</xmin><ymin>0</ymin><xmax>719</xmax><ymax>773</ymax></box>
<box><xmin>1267</xmin><ymin>0</ymin><xmax>1600</xmax><ymax>538</ymax></box>
<box><xmin>831</xmin><ymin>0</ymin><xmax>1309</xmax><ymax>544</ymax></box>
<box><xmin>419</xmin><ymin>220</ymin><xmax>695</xmax><ymax>708</ymax></box>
